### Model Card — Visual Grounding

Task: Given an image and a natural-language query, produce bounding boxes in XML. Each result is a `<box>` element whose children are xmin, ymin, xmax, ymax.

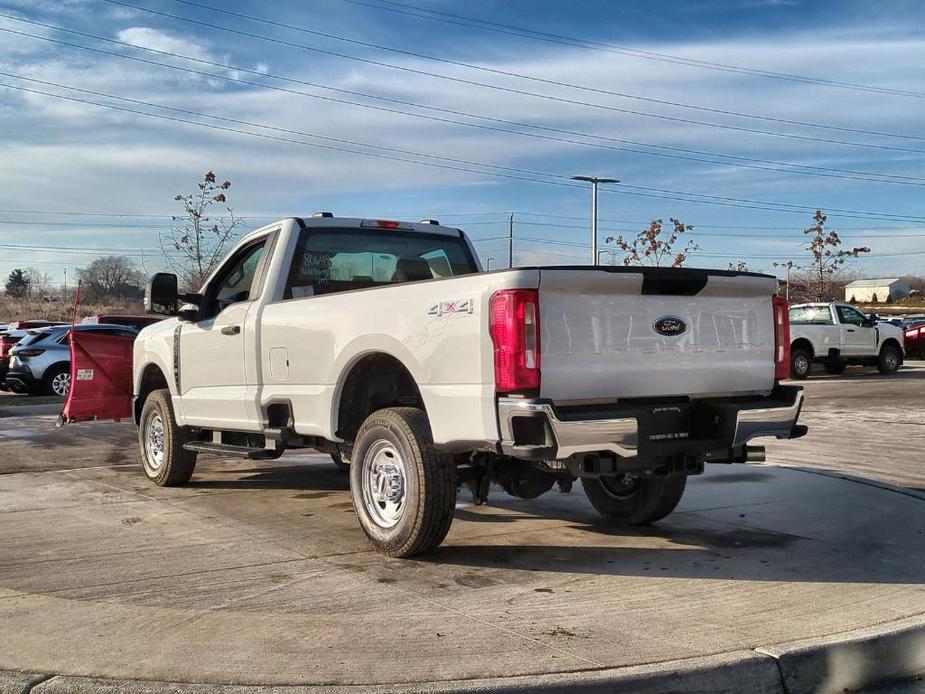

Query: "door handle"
<box><xmin>846</xmin><ymin>328</ymin><xmax>855</xmax><ymax>332</ymax></box>
<box><xmin>221</xmin><ymin>325</ymin><xmax>241</xmax><ymax>336</ymax></box>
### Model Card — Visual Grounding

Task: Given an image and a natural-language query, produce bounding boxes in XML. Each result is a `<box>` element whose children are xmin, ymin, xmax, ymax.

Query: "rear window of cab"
<box><xmin>789</xmin><ymin>306</ymin><xmax>834</xmax><ymax>325</ymax></box>
<box><xmin>283</xmin><ymin>227</ymin><xmax>477</xmax><ymax>299</ymax></box>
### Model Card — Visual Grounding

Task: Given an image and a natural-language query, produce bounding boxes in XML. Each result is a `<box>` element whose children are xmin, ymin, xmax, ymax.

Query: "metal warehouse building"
<box><xmin>844</xmin><ymin>278</ymin><xmax>910</xmax><ymax>303</ymax></box>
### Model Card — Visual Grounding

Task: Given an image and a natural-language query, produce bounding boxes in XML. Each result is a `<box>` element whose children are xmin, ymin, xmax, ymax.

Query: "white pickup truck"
<box><xmin>788</xmin><ymin>302</ymin><xmax>904</xmax><ymax>379</ymax></box>
<box><xmin>63</xmin><ymin>214</ymin><xmax>806</xmax><ymax>557</ymax></box>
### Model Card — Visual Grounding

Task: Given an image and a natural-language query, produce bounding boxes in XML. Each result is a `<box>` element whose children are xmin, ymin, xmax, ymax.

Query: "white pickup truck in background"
<box><xmin>63</xmin><ymin>214</ymin><xmax>807</xmax><ymax>557</ymax></box>
<box><xmin>788</xmin><ymin>302</ymin><xmax>904</xmax><ymax>378</ymax></box>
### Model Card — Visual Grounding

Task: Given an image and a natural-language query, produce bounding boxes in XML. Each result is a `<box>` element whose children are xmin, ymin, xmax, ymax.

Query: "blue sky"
<box><xmin>2</xmin><ymin>0</ymin><xmax>925</xmax><ymax>289</ymax></box>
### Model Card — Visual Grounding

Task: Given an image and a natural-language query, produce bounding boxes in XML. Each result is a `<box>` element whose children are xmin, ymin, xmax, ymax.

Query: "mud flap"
<box><xmin>59</xmin><ymin>330</ymin><xmax>134</xmax><ymax>425</ymax></box>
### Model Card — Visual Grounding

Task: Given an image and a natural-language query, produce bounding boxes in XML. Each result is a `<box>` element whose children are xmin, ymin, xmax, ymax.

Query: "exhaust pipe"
<box><xmin>745</xmin><ymin>445</ymin><xmax>766</xmax><ymax>463</ymax></box>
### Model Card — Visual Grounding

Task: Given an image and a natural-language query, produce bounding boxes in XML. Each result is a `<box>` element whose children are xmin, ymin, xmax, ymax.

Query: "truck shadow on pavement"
<box><xmin>421</xmin><ymin>515</ymin><xmax>925</xmax><ymax>585</ymax></box>
<box><xmin>187</xmin><ymin>463</ymin><xmax>350</xmax><ymax>492</ymax></box>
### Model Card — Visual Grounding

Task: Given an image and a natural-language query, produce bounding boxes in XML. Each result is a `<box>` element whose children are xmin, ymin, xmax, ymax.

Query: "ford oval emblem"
<box><xmin>652</xmin><ymin>316</ymin><xmax>687</xmax><ymax>337</ymax></box>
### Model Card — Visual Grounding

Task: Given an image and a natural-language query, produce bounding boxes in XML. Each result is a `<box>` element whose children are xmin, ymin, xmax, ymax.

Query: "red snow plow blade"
<box><xmin>60</xmin><ymin>329</ymin><xmax>134</xmax><ymax>424</ymax></box>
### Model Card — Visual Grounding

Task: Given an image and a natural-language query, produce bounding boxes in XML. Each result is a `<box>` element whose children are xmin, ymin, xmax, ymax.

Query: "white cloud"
<box><xmin>115</xmin><ymin>27</ymin><xmax>216</xmax><ymax>64</ymax></box>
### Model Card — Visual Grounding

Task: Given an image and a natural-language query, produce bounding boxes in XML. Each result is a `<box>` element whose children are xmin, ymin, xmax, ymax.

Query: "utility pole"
<box><xmin>63</xmin><ymin>268</ymin><xmax>67</xmax><ymax>297</ymax></box>
<box><xmin>773</xmin><ymin>260</ymin><xmax>796</xmax><ymax>302</ymax></box>
<box><xmin>571</xmin><ymin>175</ymin><xmax>619</xmax><ymax>265</ymax></box>
<box><xmin>485</xmin><ymin>256</ymin><xmax>494</xmax><ymax>271</ymax></box>
<box><xmin>507</xmin><ymin>213</ymin><xmax>514</xmax><ymax>268</ymax></box>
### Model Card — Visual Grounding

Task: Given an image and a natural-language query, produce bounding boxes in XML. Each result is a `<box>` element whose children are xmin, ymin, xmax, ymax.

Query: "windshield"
<box><xmin>283</xmin><ymin>227</ymin><xmax>477</xmax><ymax>299</ymax></box>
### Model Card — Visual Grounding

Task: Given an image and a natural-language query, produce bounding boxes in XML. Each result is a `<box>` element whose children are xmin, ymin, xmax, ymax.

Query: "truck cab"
<box><xmin>788</xmin><ymin>302</ymin><xmax>904</xmax><ymax>378</ymax></box>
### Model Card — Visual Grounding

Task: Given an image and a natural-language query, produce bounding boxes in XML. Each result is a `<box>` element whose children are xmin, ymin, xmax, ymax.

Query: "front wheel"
<box><xmin>582</xmin><ymin>473</ymin><xmax>687</xmax><ymax>525</ymax></box>
<box><xmin>350</xmin><ymin>407</ymin><xmax>455</xmax><ymax>558</ymax></box>
<box><xmin>138</xmin><ymin>389</ymin><xmax>197</xmax><ymax>486</ymax></box>
<box><xmin>790</xmin><ymin>348</ymin><xmax>812</xmax><ymax>380</ymax></box>
<box><xmin>877</xmin><ymin>344</ymin><xmax>901</xmax><ymax>375</ymax></box>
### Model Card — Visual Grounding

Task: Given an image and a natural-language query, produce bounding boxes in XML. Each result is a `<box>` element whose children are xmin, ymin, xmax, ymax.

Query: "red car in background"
<box><xmin>80</xmin><ymin>315</ymin><xmax>163</xmax><ymax>330</ymax></box>
<box><xmin>904</xmin><ymin>320</ymin><xmax>925</xmax><ymax>359</ymax></box>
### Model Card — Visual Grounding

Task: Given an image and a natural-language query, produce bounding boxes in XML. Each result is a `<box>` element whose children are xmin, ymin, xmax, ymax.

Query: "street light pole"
<box><xmin>485</xmin><ymin>256</ymin><xmax>494</xmax><ymax>271</ymax></box>
<box><xmin>571</xmin><ymin>175</ymin><xmax>619</xmax><ymax>265</ymax></box>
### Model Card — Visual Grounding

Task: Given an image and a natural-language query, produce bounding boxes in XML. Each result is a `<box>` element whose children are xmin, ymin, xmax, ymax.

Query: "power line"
<box><xmin>343</xmin><ymin>0</ymin><xmax>925</xmax><ymax>101</ymax></box>
<box><xmin>5</xmin><ymin>20</ymin><xmax>923</xmax><ymax>185</ymax></box>
<box><xmin>89</xmin><ymin>2</ymin><xmax>925</xmax><ymax>153</ymax></box>
<box><xmin>511</xmin><ymin>211</ymin><xmax>925</xmax><ymax>231</ymax></box>
<box><xmin>3</xmin><ymin>209</ymin><xmax>922</xmax><ymax>233</ymax></box>
<box><xmin>5</xmin><ymin>79</ymin><xmax>925</xmax><ymax>224</ymax></box>
<box><xmin>166</xmin><ymin>0</ymin><xmax>925</xmax><ymax>141</ymax></box>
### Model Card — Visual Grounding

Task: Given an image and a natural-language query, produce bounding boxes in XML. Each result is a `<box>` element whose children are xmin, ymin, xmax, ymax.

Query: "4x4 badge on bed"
<box><xmin>652</xmin><ymin>316</ymin><xmax>687</xmax><ymax>336</ymax></box>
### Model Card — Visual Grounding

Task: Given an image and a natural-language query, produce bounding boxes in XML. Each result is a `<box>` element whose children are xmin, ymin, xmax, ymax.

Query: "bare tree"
<box><xmin>605</xmin><ymin>217</ymin><xmax>699</xmax><ymax>267</ymax></box>
<box><xmin>77</xmin><ymin>256</ymin><xmax>145</xmax><ymax>302</ymax></box>
<box><xmin>24</xmin><ymin>267</ymin><xmax>53</xmax><ymax>299</ymax></box>
<box><xmin>801</xmin><ymin>210</ymin><xmax>870</xmax><ymax>301</ymax></box>
<box><xmin>728</xmin><ymin>261</ymin><xmax>750</xmax><ymax>272</ymax></box>
<box><xmin>163</xmin><ymin>170</ymin><xmax>244</xmax><ymax>291</ymax></box>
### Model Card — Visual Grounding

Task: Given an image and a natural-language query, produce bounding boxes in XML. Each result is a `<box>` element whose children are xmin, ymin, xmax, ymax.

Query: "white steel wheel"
<box><xmin>142</xmin><ymin>409</ymin><xmax>166</xmax><ymax>476</ymax></box>
<box><xmin>360</xmin><ymin>440</ymin><xmax>408</xmax><ymax>529</ymax></box>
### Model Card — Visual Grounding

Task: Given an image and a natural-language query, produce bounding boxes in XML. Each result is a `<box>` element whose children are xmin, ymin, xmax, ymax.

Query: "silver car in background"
<box><xmin>5</xmin><ymin>324</ymin><xmax>139</xmax><ymax>396</ymax></box>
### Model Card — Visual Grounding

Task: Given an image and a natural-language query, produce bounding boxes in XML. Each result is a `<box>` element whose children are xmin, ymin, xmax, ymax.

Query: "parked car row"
<box><xmin>0</xmin><ymin>315</ymin><xmax>161</xmax><ymax>396</ymax></box>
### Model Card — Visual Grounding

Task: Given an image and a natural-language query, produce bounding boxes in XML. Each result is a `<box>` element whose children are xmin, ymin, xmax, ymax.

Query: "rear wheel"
<box><xmin>790</xmin><ymin>348</ymin><xmax>812</xmax><ymax>380</ymax></box>
<box><xmin>43</xmin><ymin>364</ymin><xmax>71</xmax><ymax>397</ymax></box>
<box><xmin>582</xmin><ymin>473</ymin><xmax>687</xmax><ymax>525</ymax></box>
<box><xmin>350</xmin><ymin>407</ymin><xmax>455</xmax><ymax>558</ymax></box>
<box><xmin>138</xmin><ymin>389</ymin><xmax>197</xmax><ymax>486</ymax></box>
<box><xmin>877</xmin><ymin>344</ymin><xmax>901</xmax><ymax>375</ymax></box>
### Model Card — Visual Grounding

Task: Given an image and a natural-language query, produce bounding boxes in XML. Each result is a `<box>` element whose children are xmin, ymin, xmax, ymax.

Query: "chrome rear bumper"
<box><xmin>498</xmin><ymin>385</ymin><xmax>804</xmax><ymax>461</ymax></box>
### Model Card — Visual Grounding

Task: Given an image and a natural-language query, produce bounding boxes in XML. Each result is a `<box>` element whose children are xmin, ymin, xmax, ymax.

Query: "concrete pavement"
<box><xmin>0</xmin><ymin>437</ymin><xmax>923</xmax><ymax>691</ymax></box>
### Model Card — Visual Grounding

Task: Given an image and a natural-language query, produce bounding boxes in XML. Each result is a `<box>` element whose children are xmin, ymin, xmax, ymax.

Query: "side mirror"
<box><xmin>144</xmin><ymin>273</ymin><xmax>178</xmax><ymax>315</ymax></box>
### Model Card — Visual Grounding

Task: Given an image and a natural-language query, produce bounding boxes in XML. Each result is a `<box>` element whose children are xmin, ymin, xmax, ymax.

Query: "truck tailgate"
<box><xmin>539</xmin><ymin>268</ymin><xmax>777</xmax><ymax>402</ymax></box>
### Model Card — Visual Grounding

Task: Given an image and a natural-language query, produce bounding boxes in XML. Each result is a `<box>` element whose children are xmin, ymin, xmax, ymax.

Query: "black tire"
<box><xmin>582</xmin><ymin>473</ymin><xmax>687</xmax><ymax>525</ymax></box>
<box><xmin>43</xmin><ymin>363</ymin><xmax>71</xmax><ymax>397</ymax></box>
<box><xmin>877</xmin><ymin>344</ymin><xmax>902</xmax><ymax>375</ymax></box>
<box><xmin>790</xmin><ymin>348</ymin><xmax>812</xmax><ymax>380</ymax></box>
<box><xmin>350</xmin><ymin>407</ymin><xmax>455</xmax><ymax>558</ymax></box>
<box><xmin>824</xmin><ymin>361</ymin><xmax>847</xmax><ymax>375</ymax></box>
<box><xmin>138</xmin><ymin>389</ymin><xmax>197</xmax><ymax>486</ymax></box>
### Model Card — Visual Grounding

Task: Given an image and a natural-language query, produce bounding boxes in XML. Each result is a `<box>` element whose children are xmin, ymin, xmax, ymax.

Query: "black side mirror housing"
<box><xmin>145</xmin><ymin>273</ymin><xmax>179</xmax><ymax>316</ymax></box>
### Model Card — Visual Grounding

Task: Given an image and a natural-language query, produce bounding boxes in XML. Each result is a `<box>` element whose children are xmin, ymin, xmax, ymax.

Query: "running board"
<box><xmin>182</xmin><ymin>441</ymin><xmax>282</xmax><ymax>460</ymax></box>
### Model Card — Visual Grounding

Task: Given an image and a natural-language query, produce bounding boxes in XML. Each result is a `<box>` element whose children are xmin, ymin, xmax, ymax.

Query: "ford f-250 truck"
<box><xmin>62</xmin><ymin>214</ymin><xmax>806</xmax><ymax>557</ymax></box>
<box><xmin>788</xmin><ymin>302</ymin><xmax>904</xmax><ymax>378</ymax></box>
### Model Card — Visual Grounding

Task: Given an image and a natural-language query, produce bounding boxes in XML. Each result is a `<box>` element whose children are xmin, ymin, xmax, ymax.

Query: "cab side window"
<box><xmin>203</xmin><ymin>240</ymin><xmax>267</xmax><ymax>318</ymax></box>
<box><xmin>836</xmin><ymin>306</ymin><xmax>865</xmax><ymax>326</ymax></box>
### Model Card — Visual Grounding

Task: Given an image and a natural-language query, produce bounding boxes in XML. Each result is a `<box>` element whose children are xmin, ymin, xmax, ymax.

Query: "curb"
<box><xmin>758</xmin><ymin>618</ymin><xmax>925</xmax><ymax>694</ymax></box>
<box><xmin>4</xmin><ymin>652</ymin><xmax>781</xmax><ymax>694</ymax></box>
<box><xmin>0</xmin><ymin>404</ymin><xmax>62</xmax><ymax>419</ymax></box>
<box><xmin>2</xmin><ymin>621</ymin><xmax>922</xmax><ymax>694</ymax></box>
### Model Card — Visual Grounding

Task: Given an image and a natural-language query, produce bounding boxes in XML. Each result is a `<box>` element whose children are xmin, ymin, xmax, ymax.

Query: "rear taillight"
<box><xmin>489</xmin><ymin>289</ymin><xmax>541</xmax><ymax>393</ymax></box>
<box><xmin>0</xmin><ymin>336</ymin><xmax>21</xmax><ymax>357</ymax></box>
<box><xmin>16</xmin><ymin>349</ymin><xmax>45</xmax><ymax>357</ymax></box>
<box><xmin>772</xmin><ymin>295</ymin><xmax>791</xmax><ymax>381</ymax></box>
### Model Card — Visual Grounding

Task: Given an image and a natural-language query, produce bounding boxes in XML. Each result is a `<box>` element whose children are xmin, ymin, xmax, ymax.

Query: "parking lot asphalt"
<box><xmin>0</xmin><ymin>366</ymin><xmax>923</xmax><ymax>691</ymax></box>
